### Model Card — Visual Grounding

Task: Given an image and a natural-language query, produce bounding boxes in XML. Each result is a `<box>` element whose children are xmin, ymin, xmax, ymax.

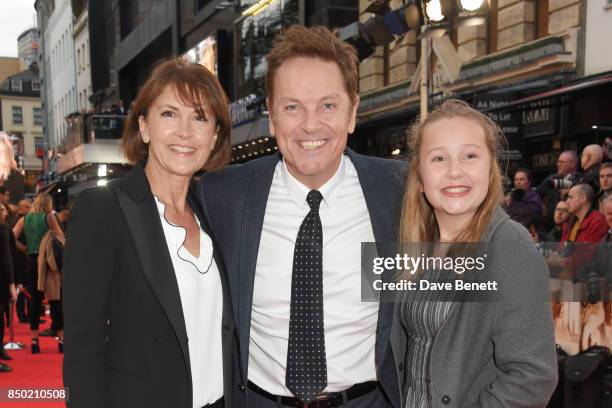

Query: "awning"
<box><xmin>483</xmin><ymin>73</ymin><xmax>612</xmax><ymax>112</ymax></box>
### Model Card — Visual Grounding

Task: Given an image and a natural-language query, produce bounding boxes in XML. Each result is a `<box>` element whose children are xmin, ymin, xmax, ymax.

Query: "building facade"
<box><xmin>86</xmin><ymin>0</ymin><xmax>358</xmax><ymax>164</ymax></box>
<box><xmin>73</xmin><ymin>0</ymin><xmax>92</xmax><ymax>112</ymax></box>
<box><xmin>17</xmin><ymin>28</ymin><xmax>40</xmax><ymax>67</ymax></box>
<box><xmin>35</xmin><ymin>0</ymin><xmax>78</xmax><ymax>152</ymax></box>
<box><xmin>355</xmin><ymin>0</ymin><xmax>612</xmax><ymax>184</ymax></box>
<box><xmin>35</xmin><ymin>0</ymin><xmax>128</xmax><ymax>204</ymax></box>
<box><xmin>584</xmin><ymin>0</ymin><xmax>612</xmax><ymax>76</ymax></box>
<box><xmin>0</xmin><ymin>65</ymin><xmax>44</xmax><ymax>193</ymax></box>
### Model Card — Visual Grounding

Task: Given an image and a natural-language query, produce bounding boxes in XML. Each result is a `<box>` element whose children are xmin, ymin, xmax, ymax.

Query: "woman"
<box><xmin>0</xmin><ymin>203</ymin><xmax>17</xmax><ymax>371</ymax></box>
<box><xmin>504</xmin><ymin>168</ymin><xmax>543</xmax><ymax>222</ymax></box>
<box><xmin>63</xmin><ymin>58</ymin><xmax>235</xmax><ymax>408</ymax></box>
<box><xmin>12</xmin><ymin>193</ymin><xmax>64</xmax><ymax>353</ymax></box>
<box><xmin>392</xmin><ymin>100</ymin><xmax>557</xmax><ymax>407</ymax></box>
<box><xmin>38</xmin><ymin>226</ymin><xmax>65</xmax><ymax>353</ymax></box>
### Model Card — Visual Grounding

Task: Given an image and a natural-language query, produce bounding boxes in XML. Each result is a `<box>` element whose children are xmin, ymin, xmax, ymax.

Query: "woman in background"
<box><xmin>392</xmin><ymin>100</ymin><xmax>557</xmax><ymax>407</ymax></box>
<box><xmin>505</xmin><ymin>167</ymin><xmax>543</xmax><ymax>222</ymax></box>
<box><xmin>13</xmin><ymin>193</ymin><xmax>63</xmax><ymax>353</ymax></box>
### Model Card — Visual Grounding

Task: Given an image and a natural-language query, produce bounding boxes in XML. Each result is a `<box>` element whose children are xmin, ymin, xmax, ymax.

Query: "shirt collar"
<box><xmin>280</xmin><ymin>155</ymin><xmax>346</xmax><ymax>211</ymax></box>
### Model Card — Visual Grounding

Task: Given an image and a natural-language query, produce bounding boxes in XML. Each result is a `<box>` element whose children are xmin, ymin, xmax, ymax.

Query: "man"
<box><xmin>562</xmin><ymin>184</ymin><xmax>608</xmax><ymax>244</ymax></box>
<box><xmin>199</xmin><ymin>26</ymin><xmax>404</xmax><ymax>408</ymax></box>
<box><xmin>557</xmin><ymin>150</ymin><xmax>580</xmax><ymax>180</ymax></box>
<box><xmin>592</xmin><ymin>195</ymin><xmax>612</xmax><ymax>273</ymax></box>
<box><xmin>578</xmin><ymin>144</ymin><xmax>604</xmax><ymax>194</ymax></box>
<box><xmin>604</xmin><ymin>137</ymin><xmax>612</xmax><ymax>163</ymax></box>
<box><xmin>598</xmin><ymin>162</ymin><xmax>612</xmax><ymax>211</ymax></box>
<box><xmin>550</xmin><ymin>184</ymin><xmax>608</xmax><ymax>288</ymax></box>
<box><xmin>544</xmin><ymin>200</ymin><xmax>570</xmax><ymax>243</ymax></box>
<box><xmin>537</xmin><ymin>151</ymin><xmax>580</xmax><ymax>231</ymax></box>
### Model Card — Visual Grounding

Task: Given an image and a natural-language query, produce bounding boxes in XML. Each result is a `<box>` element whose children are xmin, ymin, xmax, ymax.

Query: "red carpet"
<box><xmin>0</xmin><ymin>306</ymin><xmax>64</xmax><ymax>407</ymax></box>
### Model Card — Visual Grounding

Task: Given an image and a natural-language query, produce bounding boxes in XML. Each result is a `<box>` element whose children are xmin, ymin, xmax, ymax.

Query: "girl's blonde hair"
<box><xmin>399</xmin><ymin>99</ymin><xmax>507</xmax><ymax>244</ymax></box>
<box><xmin>30</xmin><ymin>193</ymin><xmax>53</xmax><ymax>214</ymax></box>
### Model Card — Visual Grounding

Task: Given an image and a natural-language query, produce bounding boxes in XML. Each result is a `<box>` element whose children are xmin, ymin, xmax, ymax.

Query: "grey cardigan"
<box><xmin>390</xmin><ymin>207</ymin><xmax>558</xmax><ymax>408</ymax></box>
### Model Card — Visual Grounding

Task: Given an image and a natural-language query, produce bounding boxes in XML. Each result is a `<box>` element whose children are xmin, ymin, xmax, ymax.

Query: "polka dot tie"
<box><xmin>286</xmin><ymin>190</ymin><xmax>327</xmax><ymax>404</ymax></box>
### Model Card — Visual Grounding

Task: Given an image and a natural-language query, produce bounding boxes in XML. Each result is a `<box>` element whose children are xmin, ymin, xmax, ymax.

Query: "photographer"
<box><xmin>537</xmin><ymin>151</ymin><xmax>580</xmax><ymax>231</ymax></box>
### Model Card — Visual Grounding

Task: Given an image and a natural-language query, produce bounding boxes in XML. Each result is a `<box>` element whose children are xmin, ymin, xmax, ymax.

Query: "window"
<box><xmin>34</xmin><ymin>136</ymin><xmax>45</xmax><ymax>158</ymax></box>
<box><xmin>33</xmin><ymin>107</ymin><xmax>43</xmax><ymax>126</ymax></box>
<box><xmin>11</xmin><ymin>79</ymin><xmax>22</xmax><ymax>92</ymax></box>
<box><xmin>32</xmin><ymin>80</ymin><xmax>40</xmax><ymax>91</ymax></box>
<box><xmin>12</xmin><ymin>106</ymin><xmax>23</xmax><ymax>124</ymax></box>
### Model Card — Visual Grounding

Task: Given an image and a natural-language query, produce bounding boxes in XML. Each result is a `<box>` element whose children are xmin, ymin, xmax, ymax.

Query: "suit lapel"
<box><xmin>113</xmin><ymin>164</ymin><xmax>191</xmax><ymax>383</ymax></box>
<box><xmin>346</xmin><ymin>150</ymin><xmax>400</xmax><ymax>377</ymax></box>
<box><xmin>237</xmin><ymin>154</ymin><xmax>281</xmax><ymax>378</ymax></box>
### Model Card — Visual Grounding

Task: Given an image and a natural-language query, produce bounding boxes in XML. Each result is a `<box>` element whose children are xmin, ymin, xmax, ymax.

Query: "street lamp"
<box><xmin>417</xmin><ymin>0</ymin><xmax>487</xmax><ymax>121</ymax></box>
<box><xmin>459</xmin><ymin>0</ymin><xmax>485</xmax><ymax>12</ymax></box>
<box><xmin>425</xmin><ymin>0</ymin><xmax>445</xmax><ymax>22</ymax></box>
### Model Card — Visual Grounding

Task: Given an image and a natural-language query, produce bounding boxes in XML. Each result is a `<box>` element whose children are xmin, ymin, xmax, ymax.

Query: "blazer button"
<box><xmin>398</xmin><ymin>363</ymin><xmax>404</xmax><ymax>372</ymax></box>
<box><xmin>239</xmin><ymin>384</ymin><xmax>245</xmax><ymax>392</ymax></box>
<box><xmin>441</xmin><ymin>395</ymin><xmax>451</xmax><ymax>405</ymax></box>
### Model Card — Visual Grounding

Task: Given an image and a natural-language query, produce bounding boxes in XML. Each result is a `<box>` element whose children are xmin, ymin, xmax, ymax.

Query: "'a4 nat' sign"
<box><xmin>473</xmin><ymin>93</ymin><xmax>522</xmax><ymax>159</ymax></box>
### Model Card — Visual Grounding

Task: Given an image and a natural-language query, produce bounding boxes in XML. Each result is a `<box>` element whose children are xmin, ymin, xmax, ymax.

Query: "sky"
<box><xmin>0</xmin><ymin>1</ymin><xmax>38</xmax><ymax>57</ymax></box>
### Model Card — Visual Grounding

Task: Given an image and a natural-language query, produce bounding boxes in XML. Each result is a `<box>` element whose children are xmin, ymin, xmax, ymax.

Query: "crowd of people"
<box><xmin>0</xmin><ymin>186</ymin><xmax>68</xmax><ymax>373</ymax></box>
<box><xmin>502</xmin><ymin>138</ymin><xmax>612</xmax><ymax>357</ymax></box>
<box><xmin>504</xmin><ymin>145</ymin><xmax>612</xmax><ymax>248</ymax></box>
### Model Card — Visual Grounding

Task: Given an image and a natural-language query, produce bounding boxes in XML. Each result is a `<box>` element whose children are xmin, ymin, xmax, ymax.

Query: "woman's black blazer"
<box><xmin>63</xmin><ymin>163</ymin><xmax>236</xmax><ymax>408</ymax></box>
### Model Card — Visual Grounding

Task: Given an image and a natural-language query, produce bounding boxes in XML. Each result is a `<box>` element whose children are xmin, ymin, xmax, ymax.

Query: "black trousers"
<box><xmin>16</xmin><ymin>292</ymin><xmax>27</xmax><ymax>322</ymax></box>
<box><xmin>27</xmin><ymin>254</ymin><xmax>43</xmax><ymax>332</ymax></box>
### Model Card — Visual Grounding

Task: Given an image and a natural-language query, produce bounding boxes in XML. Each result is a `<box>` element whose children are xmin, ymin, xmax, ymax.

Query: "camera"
<box><xmin>550</xmin><ymin>175</ymin><xmax>575</xmax><ymax>190</ymax></box>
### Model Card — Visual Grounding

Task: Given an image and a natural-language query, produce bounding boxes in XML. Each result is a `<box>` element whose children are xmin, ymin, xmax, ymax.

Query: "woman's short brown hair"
<box><xmin>122</xmin><ymin>58</ymin><xmax>231</xmax><ymax>171</ymax></box>
<box><xmin>265</xmin><ymin>25</ymin><xmax>359</xmax><ymax>106</ymax></box>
